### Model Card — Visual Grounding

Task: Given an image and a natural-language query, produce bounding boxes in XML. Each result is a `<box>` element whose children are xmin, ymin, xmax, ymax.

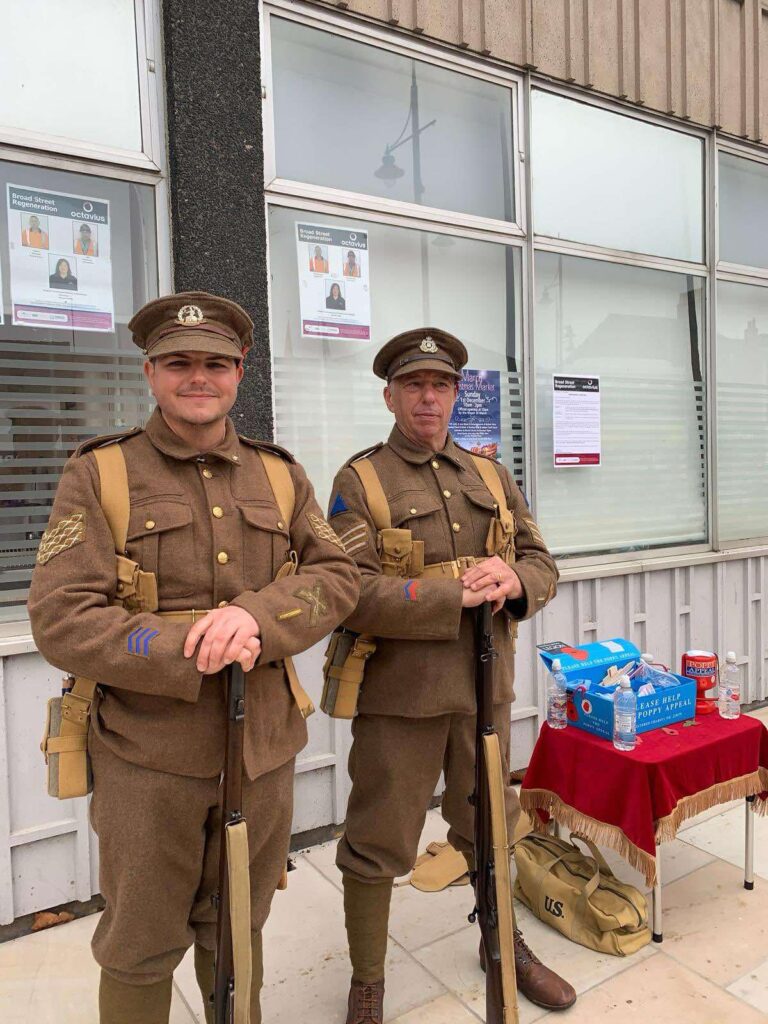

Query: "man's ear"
<box><xmin>383</xmin><ymin>383</ymin><xmax>395</xmax><ymax>413</ymax></box>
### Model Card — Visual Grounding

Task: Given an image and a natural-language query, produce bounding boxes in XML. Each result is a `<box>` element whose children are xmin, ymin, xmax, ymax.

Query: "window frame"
<box><xmin>0</xmin><ymin>0</ymin><xmax>163</xmax><ymax>172</ymax></box>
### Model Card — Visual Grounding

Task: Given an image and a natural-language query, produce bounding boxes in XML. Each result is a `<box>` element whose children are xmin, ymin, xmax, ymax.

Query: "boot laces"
<box><xmin>357</xmin><ymin>984</ymin><xmax>382</xmax><ymax>1021</ymax></box>
<box><xmin>514</xmin><ymin>929</ymin><xmax>541</xmax><ymax>967</ymax></box>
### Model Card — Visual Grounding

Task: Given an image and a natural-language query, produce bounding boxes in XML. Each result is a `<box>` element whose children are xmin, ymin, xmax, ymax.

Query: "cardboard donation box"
<box><xmin>537</xmin><ymin>639</ymin><xmax>697</xmax><ymax>741</ymax></box>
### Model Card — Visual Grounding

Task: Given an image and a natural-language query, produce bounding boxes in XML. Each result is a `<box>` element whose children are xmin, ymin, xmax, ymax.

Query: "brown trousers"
<box><xmin>336</xmin><ymin>705</ymin><xmax>520</xmax><ymax>881</ymax></box>
<box><xmin>89</xmin><ymin>729</ymin><xmax>294</xmax><ymax>985</ymax></box>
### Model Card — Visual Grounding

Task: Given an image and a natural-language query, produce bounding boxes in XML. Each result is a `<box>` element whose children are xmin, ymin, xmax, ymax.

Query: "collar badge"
<box><xmin>420</xmin><ymin>336</ymin><xmax>438</xmax><ymax>353</ymax></box>
<box><xmin>177</xmin><ymin>304</ymin><xmax>205</xmax><ymax>326</ymax></box>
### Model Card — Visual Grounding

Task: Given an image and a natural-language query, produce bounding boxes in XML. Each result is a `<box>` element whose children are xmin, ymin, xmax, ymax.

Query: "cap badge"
<box><xmin>420</xmin><ymin>336</ymin><xmax>438</xmax><ymax>353</ymax></box>
<box><xmin>177</xmin><ymin>304</ymin><xmax>205</xmax><ymax>326</ymax></box>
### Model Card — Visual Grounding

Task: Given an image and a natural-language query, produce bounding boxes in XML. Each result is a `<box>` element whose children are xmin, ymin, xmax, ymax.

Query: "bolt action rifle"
<box><xmin>213</xmin><ymin>663</ymin><xmax>252</xmax><ymax>1024</ymax></box>
<box><xmin>470</xmin><ymin>602</ymin><xmax>519</xmax><ymax>1024</ymax></box>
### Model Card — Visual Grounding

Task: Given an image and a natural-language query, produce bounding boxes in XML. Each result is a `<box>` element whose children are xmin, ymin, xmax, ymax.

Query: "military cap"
<box><xmin>129</xmin><ymin>291</ymin><xmax>253</xmax><ymax>360</ymax></box>
<box><xmin>373</xmin><ymin>327</ymin><xmax>467</xmax><ymax>382</ymax></box>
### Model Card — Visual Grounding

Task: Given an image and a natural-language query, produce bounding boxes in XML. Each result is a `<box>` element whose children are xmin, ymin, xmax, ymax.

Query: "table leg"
<box><xmin>552</xmin><ymin>818</ymin><xmax>562</xmax><ymax>840</ymax></box>
<box><xmin>652</xmin><ymin>845</ymin><xmax>663</xmax><ymax>943</ymax></box>
<box><xmin>745</xmin><ymin>796</ymin><xmax>756</xmax><ymax>891</ymax></box>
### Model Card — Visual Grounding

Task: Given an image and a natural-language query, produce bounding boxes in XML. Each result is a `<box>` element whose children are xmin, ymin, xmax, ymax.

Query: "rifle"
<box><xmin>213</xmin><ymin>663</ymin><xmax>253</xmax><ymax>1024</ymax></box>
<box><xmin>470</xmin><ymin>603</ymin><xmax>519</xmax><ymax>1024</ymax></box>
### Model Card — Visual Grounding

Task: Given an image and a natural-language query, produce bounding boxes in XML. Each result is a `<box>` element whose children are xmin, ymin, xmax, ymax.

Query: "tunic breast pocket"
<box><xmin>239</xmin><ymin>503</ymin><xmax>291</xmax><ymax>588</ymax></box>
<box><xmin>126</xmin><ymin>499</ymin><xmax>196</xmax><ymax>599</ymax></box>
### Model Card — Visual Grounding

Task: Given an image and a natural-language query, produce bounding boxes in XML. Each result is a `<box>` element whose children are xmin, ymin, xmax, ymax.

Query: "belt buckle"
<box><xmin>61</xmin><ymin>691</ymin><xmax>91</xmax><ymax>725</ymax></box>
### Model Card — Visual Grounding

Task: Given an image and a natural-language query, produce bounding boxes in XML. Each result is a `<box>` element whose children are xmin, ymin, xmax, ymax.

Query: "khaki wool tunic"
<box><xmin>328</xmin><ymin>426</ymin><xmax>559</xmax><ymax>718</ymax></box>
<box><xmin>28</xmin><ymin>408</ymin><xmax>360</xmax><ymax>782</ymax></box>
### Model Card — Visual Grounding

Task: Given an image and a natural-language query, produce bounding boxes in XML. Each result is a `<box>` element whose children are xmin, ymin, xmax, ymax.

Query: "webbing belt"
<box><xmin>420</xmin><ymin>556</ymin><xmax>484</xmax><ymax>580</ymax></box>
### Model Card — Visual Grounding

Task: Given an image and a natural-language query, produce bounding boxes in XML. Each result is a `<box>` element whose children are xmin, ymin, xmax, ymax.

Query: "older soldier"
<box><xmin>328</xmin><ymin>329</ymin><xmax>576</xmax><ymax>1023</ymax></box>
<box><xmin>28</xmin><ymin>292</ymin><xmax>359</xmax><ymax>1024</ymax></box>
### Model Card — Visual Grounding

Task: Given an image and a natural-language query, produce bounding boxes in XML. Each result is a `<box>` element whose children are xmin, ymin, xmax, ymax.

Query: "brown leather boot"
<box><xmin>479</xmin><ymin>930</ymin><xmax>576</xmax><ymax>1011</ymax></box>
<box><xmin>346</xmin><ymin>978</ymin><xmax>385</xmax><ymax>1024</ymax></box>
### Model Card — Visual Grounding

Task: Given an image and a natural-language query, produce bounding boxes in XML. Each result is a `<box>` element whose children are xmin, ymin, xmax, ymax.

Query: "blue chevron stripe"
<box><xmin>142</xmin><ymin>629</ymin><xmax>159</xmax><ymax>656</ymax></box>
<box><xmin>128</xmin><ymin>626</ymin><xmax>153</xmax><ymax>657</ymax></box>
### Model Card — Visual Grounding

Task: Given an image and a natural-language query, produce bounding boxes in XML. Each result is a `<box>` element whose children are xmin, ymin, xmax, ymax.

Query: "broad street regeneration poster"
<box><xmin>449</xmin><ymin>369</ymin><xmax>502</xmax><ymax>459</ymax></box>
<box><xmin>296</xmin><ymin>222</ymin><xmax>370</xmax><ymax>340</ymax></box>
<box><xmin>553</xmin><ymin>374</ymin><xmax>601</xmax><ymax>467</ymax></box>
<box><xmin>7</xmin><ymin>184</ymin><xmax>114</xmax><ymax>332</ymax></box>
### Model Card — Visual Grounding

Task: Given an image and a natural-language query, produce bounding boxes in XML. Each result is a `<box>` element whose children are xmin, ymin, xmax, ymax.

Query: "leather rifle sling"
<box><xmin>257</xmin><ymin>450</ymin><xmax>315</xmax><ymax>719</ymax></box>
<box><xmin>52</xmin><ymin>445</ymin><xmax>130</xmax><ymax>797</ymax></box>
<box><xmin>226</xmin><ymin>819</ymin><xmax>253</xmax><ymax>1024</ymax></box>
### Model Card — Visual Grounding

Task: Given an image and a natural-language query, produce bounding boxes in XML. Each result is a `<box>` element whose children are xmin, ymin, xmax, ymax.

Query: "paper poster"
<box><xmin>296</xmin><ymin>222</ymin><xmax>370</xmax><ymax>340</ymax></box>
<box><xmin>7</xmin><ymin>183</ymin><xmax>114</xmax><ymax>332</ymax></box>
<box><xmin>553</xmin><ymin>374</ymin><xmax>601</xmax><ymax>467</ymax></box>
<box><xmin>449</xmin><ymin>369</ymin><xmax>502</xmax><ymax>459</ymax></box>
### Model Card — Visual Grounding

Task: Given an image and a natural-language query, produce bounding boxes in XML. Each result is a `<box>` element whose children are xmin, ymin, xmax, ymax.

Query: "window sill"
<box><xmin>557</xmin><ymin>543</ymin><xmax>768</xmax><ymax>583</ymax></box>
<box><xmin>0</xmin><ymin>633</ymin><xmax>37</xmax><ymax>658</ymax></box>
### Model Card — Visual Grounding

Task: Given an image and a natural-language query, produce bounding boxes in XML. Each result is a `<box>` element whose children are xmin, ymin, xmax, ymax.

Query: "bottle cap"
<box><xmin>641</xmin><ymin>653</ymin><xmax>653</xmax><ymax>663</ymax></box>
<box><xmin>726</xmin><ymin>651</ymin><xmax>737</xmax><ymax>663</ymax></box>
<box><xmin>619</xmin><ymin>674</ymin><xmax>631</xmax><ymax>688</ymax></box>
<box><xmin>551</xmin><ymin>659</ymin><xmax>562</xmax><ymax>671</ymax></box>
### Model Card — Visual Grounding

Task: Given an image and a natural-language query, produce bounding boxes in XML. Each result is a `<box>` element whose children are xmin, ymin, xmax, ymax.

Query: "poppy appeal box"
<box><xmin>537</xmin><ymin>639</ymin><xmax>697</xmax><ymax>740</ymax></box>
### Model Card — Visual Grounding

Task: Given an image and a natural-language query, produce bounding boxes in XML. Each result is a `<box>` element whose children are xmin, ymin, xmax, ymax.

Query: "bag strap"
<box><xmin>570</xmin><ymin>832</ymin><xmax>617</xmax><ymax>880</ymax></box>
<box><xmin>470</xmin><ymin>454</ymin><xmax>507</xmax><ymax>511</ymax></box>
<box><xmin>93</xmin><ymin>444</ymin><xmax>130</xmax><ymax>553</ymax></box>
<box><xmin>258</xmin><ymin>450</ymin><xmax>295</xmax><ymax>527</ymax></box>
<box><xmin>351</xmin><ymin>457</ymin><xmax>391</xmax><ymax>531</ymax></box>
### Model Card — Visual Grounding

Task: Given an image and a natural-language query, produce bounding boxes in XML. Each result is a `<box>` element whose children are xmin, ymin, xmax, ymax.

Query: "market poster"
<box><xmin>7</xmin><ymin>184</ymin><xmax>114</xmax><ymax>332</ymax></box>
<box><xmin>295</xmin><ymin>222</ymin><xmax>370</xmax><ymax>340</ymax></box>
<box><xmin>449</xmin><ymin>369</ymin><xmax>502</xmax><ymax>460</ymax></box>
<box><xmin>553</xmin><ymin>374</ymin><xmax>601</xmax><ymax>467</ymax></box>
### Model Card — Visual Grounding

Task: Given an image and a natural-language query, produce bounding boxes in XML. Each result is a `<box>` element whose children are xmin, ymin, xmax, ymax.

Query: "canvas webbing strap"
<box><xmin>469</xmin><ymin>454</ymin><xmax>509</xmax><ymax>520</ymax></box>
<box><xmin>94</xmin><ymin>444</ymin><xmax>130</xmax><ymax>553</ymax></box>
<box><xmin>484</xmin><ymin>731</ymin><xmax>519</xmax><ymax>1023</ymax></box>
<box><xmin>351</xmin><ymin>458</ymin><xmax>391</xmax><ymax>531</ymax></box>
<box><xmin>55</xmin><ymin>676</ymin><xmax>97</xmax><ymax>798</ymax></box>
<box><xmin>258</xmin><ymin>450</ymin><xmax>295</xmax><ymax>527</ymax></box>
<box><xmin>226</xmin><ymin>819</ymin><xmax>253</xmax><ymax>1024</ymax></box>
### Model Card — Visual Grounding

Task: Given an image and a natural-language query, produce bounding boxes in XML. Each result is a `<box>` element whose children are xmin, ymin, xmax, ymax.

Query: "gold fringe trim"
<box><xmin>520</xmin><ymin>788</ymin><xmax>658</xmax><ymax>887</ymax></box>
<box><xmin>522</xmin><ymin>770</ymin><xmax>768</xmax><ymax>889</ymax></box>
<box><xmin>654</xmin><ymin>767</ymin><xmax>768</xmax><ymax>842</ymax></box>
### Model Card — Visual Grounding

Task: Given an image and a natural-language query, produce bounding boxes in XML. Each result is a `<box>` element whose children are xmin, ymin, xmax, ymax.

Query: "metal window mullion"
<box><xmin>709</xmin><ymin>129</ymin><xmax>720</xmax><ymax>553</ymax></box>
<box><xmin>523</xmin><ymin>71</ymin><xmax>537</xmax><ymax>516</ymax></box>
<box><xmin>532</xmin><ymin>236</ymin><xmax>708</xmax><ymax>277</ymax></box>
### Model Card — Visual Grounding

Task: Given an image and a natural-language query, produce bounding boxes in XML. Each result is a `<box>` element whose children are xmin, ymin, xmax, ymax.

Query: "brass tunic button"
<box><xmin>232</xmin><ymin>454</ymin><xmax>239</xmax><ymax>462</ymax></box>
<box><xmin>202</xmin><ymin>468</ymin><xmax>213</xmax><ymax>479</ymax></box>
<box><xmin>452</xmin><ymin>522</ymin><xmax>461</xmax><ymax>533</ymax></box>
<box><xmin>217</xmin><ymin>551</ymin><xmax>229</xmax><ymax>565</ymax></box>
<box><xmin>409</xmin><ymin>508</ymin><xmax>417</xmax><ymax>515</ymax></box>
<box><xmin>218</xmin><ymin>600</ymin><xmax>228</xmax><ymax>608</ymax></box>
<box><xmin>145</xmin><ymin>520</ymin><xmax>155</xmax><ymax>530</ymax></box>
<box><xmin>431</xmin><ymin>460</ymin><xmax>439</xmax><ymax>469</ymax></box>
<box><xmin>277</xmin><ymin>521</ymin><xmax>285</xmax><ymax>530</ymax></box>
<box><xmin>443</xmin><ymin>490</ymin><xmax>451</xmax><ymax>498</ymax></box>
<box><xmin>212</xmin><ymin>506</ymin><xmax>224</xmax><ymax>519</ymax></box>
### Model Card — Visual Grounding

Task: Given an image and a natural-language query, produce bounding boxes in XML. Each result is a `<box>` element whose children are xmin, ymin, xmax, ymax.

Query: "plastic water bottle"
<box><xmin>613</xmin><ymin>675</ymin><xmax>637</xmax><ymax>752</ymax></box>
<box><xmin>719</xmin><ymin>652</ymin><xmax>741</xmax><ymax>720</ymax></box>
<box><xmin>547</xmin><ymin>659</ymin><xmax>568</xmax><ymax>730</ymax></box>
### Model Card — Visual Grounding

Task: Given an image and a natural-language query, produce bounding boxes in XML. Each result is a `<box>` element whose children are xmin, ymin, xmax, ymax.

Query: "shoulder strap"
<box><xmin>470</xmin><ymin>454</ymin><xmax>507</xmax><ymax>512</ymax></box>
<box><xmin>94</xmin><ymin>444</ymin><xmax>130</xmax><ymax>553</ymax></box>
<box><xmin>351</xmin><ymin>457</ymin><xmax>391</xmax><ymax>531</ymax></box>
<box><xmin>258</xmin><ymin>450</ymin><xmax>296</xmax><ymax>527</ymax></box>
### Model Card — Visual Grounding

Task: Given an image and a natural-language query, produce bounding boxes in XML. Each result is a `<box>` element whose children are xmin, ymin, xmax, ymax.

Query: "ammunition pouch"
<box><xmin>41</xmin><ymin>675</ymin><xmax>96</xmax><ymax>799</ymax></box>
<box><xmin>115</xmin><ymin>554</ymin><xmax>159</xmax><ymax>613</ymax></box>
<box><xmin>321</xmin><ymin>629</ymin><xmax>377</xmax><ymax>719</ymax></box>
<box><xmin>378</xmin><ymin>528</ymin><xmax>424</xmax><ymax>578</ymax></box>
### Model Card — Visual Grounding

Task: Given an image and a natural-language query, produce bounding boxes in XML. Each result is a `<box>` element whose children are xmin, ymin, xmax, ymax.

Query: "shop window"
<box><xmin>716</xmin><ymin>281</ymin><xmax>768</xmax><ymax>543</ymax></box>
<box><xmin>268</xmin><ymin>205</ymin><xmax>523</xmax><ymax>510</ymax></box>
<box><xmin>534</xmin><ymin>252</ymin><xmax>706</xmax><ymax>556</ymax></box>
<box><xmin>0</xmin><ymin>160</ymin><xmax>157</xmax><ymax>626</ymax></box>
<box><xmin>270</xmin><ymin>18</ymin><xmax>516</xmax><ymax>223</ymax></box>
<box><xmin>531</xmin><ymin>91</ymin><xmax>704</xmax><ymax>263</ymax></box>
<box><xmin>719</xmin><ymin>153</ymin><xmax>768</xmax><ymax>270</ymax></box>
<box><xmin>0</xmin><ymin>0</ymin><xmax>143</xmax><ymax>153</ymax></box>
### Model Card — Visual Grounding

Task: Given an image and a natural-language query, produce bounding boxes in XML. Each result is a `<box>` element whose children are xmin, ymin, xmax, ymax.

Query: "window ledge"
<box><xmin>558</xmin><ymin>543</ymin><xmax>768</xmax><ymax>583</ymax></box>
<box><xmin>0</xmin><ymin>633</ymin><xmax>37</xmax><ymax>658</ymax></box>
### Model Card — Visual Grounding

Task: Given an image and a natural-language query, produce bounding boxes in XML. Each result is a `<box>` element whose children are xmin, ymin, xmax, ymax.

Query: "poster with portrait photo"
<box><xmin>295</xmin><ymin>222</ymin><xmax>370</xmax><ymax>340</ymax></box>
<box><xmin>7</xmin><ymin>183</ymin><xmax>115</xmax><ymax>331</ymax></box>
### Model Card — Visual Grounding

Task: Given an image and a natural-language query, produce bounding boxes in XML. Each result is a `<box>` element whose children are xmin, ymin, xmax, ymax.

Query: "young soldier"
<box><xmin>328</xmin><ymin>329</ymin><xmax>576</xmax><ymax>1023</ymax></box>
<box><xmin>28</xmin><ymin>292</ymin><xmax>360</xmax><ymax>1024</ymax></box>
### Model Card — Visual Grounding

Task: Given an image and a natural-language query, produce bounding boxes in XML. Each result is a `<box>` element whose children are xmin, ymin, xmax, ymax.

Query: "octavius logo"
<box><xmin>544</xmin><ymin>895</ymin><xmax>564</xmax><ymax>919</ymax></box>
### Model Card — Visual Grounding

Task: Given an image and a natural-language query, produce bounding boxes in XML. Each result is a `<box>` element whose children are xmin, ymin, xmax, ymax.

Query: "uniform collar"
<box><xmin>144</xmin><ymin>407</ymin><xmax>242</xmax><ymax>465</ymax></box>
<box><xmin>386</xmin><ymin>424</ymin><xmax>465</xmax><ymax>469</ymax></box>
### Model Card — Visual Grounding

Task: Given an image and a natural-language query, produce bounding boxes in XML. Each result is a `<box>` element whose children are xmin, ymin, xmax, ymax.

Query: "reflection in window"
<box><xmin>0</xmin><ymin>161</ymin><xmax>157</xmax><ymax>624</ymax></box>
<box><xmin>717</xmin><ymin>281</ymin><xmax>768</xmax><ymax>542</ymax></box>
<box><xmin>532</xmin><ymin>91</ymin><xmax>704</xmax><ymax>262</ymax></box>
<box><xmin>268</xmin><ymin>206</ymin><xmax>523</xmax><ymax>509</ymax></box>
<box><xmin>271</xmin><ymin>18</ymin><xmax>515</xmax><ymax>222</ymax></box>
<box><xmin>0</xmin><ymin>0</ymin><xmax>142</xmax><ymax>152</ymax></box>
<box><xmin>534</xmin><ymin>252</ymin><xmax>706</xmax><ymax>556</ymax></box>
<box><xmin>719</xmin><ymin>153</ymin><xmax>768</xmax><ymax>269</ymax></box>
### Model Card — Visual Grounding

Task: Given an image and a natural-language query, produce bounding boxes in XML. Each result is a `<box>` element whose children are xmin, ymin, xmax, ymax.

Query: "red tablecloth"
<box><xmin>520</xmin><ymin>714</ymin><xmax>768</xmax><ymax>885</ymax></box>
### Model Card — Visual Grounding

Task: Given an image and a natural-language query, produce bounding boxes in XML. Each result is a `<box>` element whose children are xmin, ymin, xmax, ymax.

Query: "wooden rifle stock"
<box><xmin>471</xmin><ymin>604</ymin><xmax>519</xmax><ymax>1024</ymax></box>
<box><xmin>214</xmin><ymin>663</ymin><xmax>252</xmax><ymax>1024</ymax></box>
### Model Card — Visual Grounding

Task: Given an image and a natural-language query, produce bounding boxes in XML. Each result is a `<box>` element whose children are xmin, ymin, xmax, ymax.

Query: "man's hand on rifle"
<box><xmin>461</xmin><ymin>555</ymin><xmax>523</xmax><ymax>613</ymax></box>
<box><xmin>183</xmin><ymin>606</ymin><xmax>262</xmax><ymax>674</ymax></box>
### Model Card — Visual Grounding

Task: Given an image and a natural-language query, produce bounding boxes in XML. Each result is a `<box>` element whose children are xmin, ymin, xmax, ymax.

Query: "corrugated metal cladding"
<box><xmin>307</xmin><ymin>0</ymin><xmax>768</xmax><ymax>143</ymax></box>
